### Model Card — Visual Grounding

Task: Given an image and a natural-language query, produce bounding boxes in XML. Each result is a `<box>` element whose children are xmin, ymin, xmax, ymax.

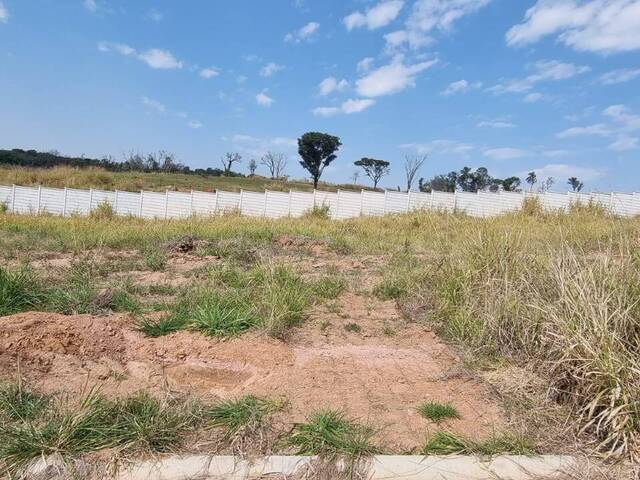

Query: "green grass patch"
<box><xmin>191</xmin><ymin>291</ymin><xmax>258</xmax><ymax>337</ymax></box>
<box><xmin>421</xmin><ymin>431</ymin><xmax>535</xmax><ymax>456</ymax></box>
<box><xmin>312</xmin><ymin>274</ymin><xmax>347</xmax><ymax>300</ymax></box>
<box><xmin>143</xmin><ymin>247</ymin><xmax>168</xmax><ymax>271</ymax></box>
<box><xmin>0</xmin><ymin>382</ymin><xmax>48</xmax><ymax>422</ymax></box>
<box><xmin>286</xmin><ymin>410</ymin><xmax>379</xmax><ymax>457</ymax></box>
<box><xmin>0</xmin><ymin>265</ymin><xmax>46</xmax><ymax>316</ymax></box>
<box><xmin>206</xmin><ymin>395</ymin><xmax>279</xmax><ymax>435</ymax></box>
<box><xmin>418</xmin><ymin>401</ymin><xmax>460</xmax><ymax>423</ymax></box>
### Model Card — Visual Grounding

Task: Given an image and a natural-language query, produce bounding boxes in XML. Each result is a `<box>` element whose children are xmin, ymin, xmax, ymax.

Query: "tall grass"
<box><xmin>428</xmin><ymin>228</ymin><xmax>640</xmax><ymax>459</ymax></box>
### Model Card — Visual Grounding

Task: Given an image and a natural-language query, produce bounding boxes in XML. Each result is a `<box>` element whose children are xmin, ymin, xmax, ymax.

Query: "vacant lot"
<box><xmin>0</xmin><ymin>204</ymin><xmax>638</xmax><ymax>477</ymax></box>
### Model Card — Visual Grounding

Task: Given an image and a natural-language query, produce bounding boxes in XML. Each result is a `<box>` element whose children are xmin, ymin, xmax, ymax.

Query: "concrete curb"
<box><xmin>115</xmin><ymin>454</ymin><xmax>579</xmax><ymax>479</ymax></box>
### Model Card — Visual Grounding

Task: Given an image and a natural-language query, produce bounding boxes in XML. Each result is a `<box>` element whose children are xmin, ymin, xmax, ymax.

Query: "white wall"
<box><xmin>0</xmin><ymin>184</ymin><xmax>639</xmax><ymax>220</ymax></box>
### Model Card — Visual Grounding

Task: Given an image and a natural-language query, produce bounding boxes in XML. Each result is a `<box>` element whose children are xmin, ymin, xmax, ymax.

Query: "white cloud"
<box><xmin>256</xmin><ymin>91</ymin><xmax>275</xmax><ymax>107</ymax></box>
<box><xmin>609</xmin><ymin>136</ymin><xmax>639</xmax><ymax>151</ymax></box>
<box><xmin>344</xmin><ymin>0</ymin><xmax>404</xmax><ymax>30</ymax></box>
<box><xmin>285</xmin><ymin>21</ymin><xmax>320</xmax><ymax>42</ymax></box>
<box><xmin>477</xmin><ymin>120</ymin><xmax>515</xmax><ymax>128</ymax></box>
<box><xmin>83</xmin><ymin>0</ymin><xmax>98</xmax><ymax>13</ymax></box>
<box><xmin>524</xmin><ymin>92</ymin><xmax>544</xmax><ymax>103</ymax></box>
<box><xmin>356</xmin><ymin>55</ymin><xmax>438</xmax><ymax>97</ymax></box>
<box><xmin>141</xmin><ymin>96</ymin><xmax>166</xmax><ymax>113</ymax></box>
<box><xmin>542</xmin><ymin>149</ymin><xmax>570</xmax><ymax>158</ymax></box>
<box><xmin>199</xmin><ymin>67</ymin><xmax>219</xmax><ymax>79</ymax></box>
<box><xmin>506</xmin><ymin>0</ymin><xmax>640</xmax><ymax>54</ymax></box>
<box><xmin>556</xmin><ymin>123</ymin><xmax>611</xmax><ymax>138</ymax></box>
<box><xmin>313</xmin><ymin>98</ymin><xmax>376</xmax><ymax>116</ymax></box>
<box><xmin>483</xmin><ymin>147</ymin><xmax>527</xmax><ymax>160</ymax></box>
<box><xmin>357</xmin><ymin>57</ymin><xmax>374</xmax><ymax>72</ymax></box>
<box><xmin>0</xmin><ymin>1</ymin><xmax>8</xmax><ymax>23</ymax></box>
<box><xmin>488</xmin><ymin>60</ymin><xmax>590</xmax><ymax>95</ymax></box>
<box><xmin>599</xmin><ymin>68</ymin><xmax>640</xmax><ymax>85</ymax></box>
<box><xmin>187</xmin><ymin>120</ymin><xmax>203</xmax><ymax>129</ymax></box>
<box><xmin>98</xmin><ymin>42</ymin><xmax>183</xmax><ymax>70</ymax></box>
<box><xmin>400</xmin><ymin>140</ymin><xmax>473</xmax><ymax>155</ymax></box>
<box><xmin>556</xmin><ymin>105</ymin><xmax>640</xmax><ymax>151</ymax></box>
<box><xmin>523</xmin><ymin>164</ymin><xmax>604</xmax><ymax>183</ymax></box>
<box><xmin>319</xmin><ymin>77</ymin><xmax>349</xmax><ymax>96</ymax></box>
<box><xmin>138</xmin><ymin>49</ymin><xmax>183</xmax><ymax>69</ymax></box>
<box><xmin>224</xmin><ymin>134</ymin><xmax>298</xmax><ymax>157</ymax></box>
<box><xmin>387</xmin><ymin>0</ymin><xmax>492</xmax><ymax>50</ymax></box>
<box><xmin>441</xmin><ymin>79</ymin><xmax>482</xmax><ymax>96</ymax></box>
<box><xmin>146</xmin><ymin>9</ymin><xmax>164</xmax><ymax>22</ymax></box>
<box><xmin>260</xmin><ymin>62</ymin><xmax>285</xmax><ymax>77</ymax></box>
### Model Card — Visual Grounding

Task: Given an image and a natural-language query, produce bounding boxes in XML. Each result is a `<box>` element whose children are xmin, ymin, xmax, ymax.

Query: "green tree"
<box><xmin>419</xmin><ymin>171</ymin><xmax>457</xmax><ymax>193</ymax></box>
<box><xmin>297</xmin><ymin>132</ymin><xmax>341</xmax><ymax>189</ymax></box>
<box><xmin>354</xmin><ymin>157</ymin><xmax>390</xmax><ymax>189</ymax></box>
<box><xmin>567</xmin><ymin>176</ymin><xmax>584</xmax><ymax>192</ymax></box>
<box><xmin>500</xmin><ymin>176</ymin><xmax>522</xmax><ymax>192</ymax></box>
<box><xmin>526</xmin><ymin>171</ymin><xmax>537</xmax><ymax>191</ymax></box>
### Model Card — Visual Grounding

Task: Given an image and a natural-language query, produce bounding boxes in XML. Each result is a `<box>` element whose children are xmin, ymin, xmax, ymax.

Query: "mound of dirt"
<box><xmin>0</xmin><ymin>296</ymin><xmax>504</xmax><ymax>451</ymax></box>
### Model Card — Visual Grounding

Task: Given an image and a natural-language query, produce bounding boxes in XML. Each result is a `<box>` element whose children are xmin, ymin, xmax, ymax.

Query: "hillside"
<box><xmin>0</xmin><ymin>165</ymin><xmax>368</xmax><ymax>193</ymax></box>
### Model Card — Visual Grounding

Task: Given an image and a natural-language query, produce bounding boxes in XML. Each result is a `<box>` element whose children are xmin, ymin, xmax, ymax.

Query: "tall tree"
<box><xmin>404</xmin><ymin>154</ymin><xmax>427</xmax><ymax>191</ymax></box>
<box><xmin>419</xmin><ymin>171</ymin><xmax>458</xmax><ymax>193</ymax></box>
<box><xmin>221</xmin><ymin>152</ymin><xmax>242</xmax><ymax>175</ymax></box>
<box><xmin>248</xmin><ymin>158</ymin><xmax>257</xmax><ymax>176</ymax></box>
<box><xmin>297</xmin><ymin>132</ymin><xmax>341</xmax><ymax>189</ymax></box>
<box><xmin>500</xmin><ymin>176</ymin><xmax>522</xmax><ymax>192</ymax></box>
<box><xmin>354</xmin><ymin>158</ymin><xmax>390</xmax><ymax>189</ymax></box>
<box><xmin>526</xmin><ymin>171</ymin><xmax>537</xmax><ymax>191</ymax></box>
<box><xmin>261</xmin><ymin>151</ymin><xmax>288</xmax><ymax>179</ymax></box>
<box><xmin>541</xmin><ymin>176</ymin><xmax>554</xmax><ymax>193</ymax></box>
<box><xmin>567</xmin><ymin>176</ymin><xmax>584</xmax><ymax>192</ymax></box>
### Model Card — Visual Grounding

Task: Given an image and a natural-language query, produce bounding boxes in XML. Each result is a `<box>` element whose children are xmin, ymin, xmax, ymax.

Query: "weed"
<box><xmin>286</xmin><ymin>410</ymin><xmax>379</xmax><ymax>457</ymax></box>
<box><xmin>0</xmin><ymin>382</ymin><xmax>48</xmax><ymax>422</ymax></box>
<box><xmin>89</xmin><ymin>201</ymin><xmax>114</xmax><ymax>219</ymax></box>
<box><xmin>0</xmin><ymin>265</ymin><xmax>46</xmax><ymax>316</ymax></box>
<box><xmin>303</xmin><ymin>205</ymin><xmax>330</xmax><ymax>220</ymax></box>
<box><xmin>206</xmin><ymin>396</ymin><xmax>278</xmax><ymax>435</ymax></box>
<box><xmin>418</xmin><ymin>401</ymin><xmax>460</xmax><ymax>423</ymax></box>
<box><xmin>137</xmin><ymin>313</ymin><xmax>187</xmax><ymax>337</ymax></box>
<box><xmin>143</xmin><ymin>247</ymin><xmax>167</xmax><ymax>271</ymax></box>
<box><xmin>344</xmin><ymin>323</ymin><xmax>362</xmax><ymax>333</ymax></box>
<box><xmin>191</xmin><ymin>291</ymin><xmax>257</xmax><ymax>337</ymax></box>
<box><xmin>421</xmin><ymin>431</ymin><xmax>534</xmax><ymax>456</ymax></box>
<box><xmin>312</xmin><ymin>274</ymin><xmax>347</xmax><ymax>300</ymax></box>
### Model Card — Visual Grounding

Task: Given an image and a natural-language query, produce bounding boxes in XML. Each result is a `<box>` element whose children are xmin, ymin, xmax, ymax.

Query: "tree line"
<box><xmin>1</xmin><ymin>134</ymin><xmax>586</xmax><ymax>193</ymax></box>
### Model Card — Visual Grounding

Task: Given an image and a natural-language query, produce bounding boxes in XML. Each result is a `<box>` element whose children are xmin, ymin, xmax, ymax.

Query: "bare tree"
<box><xmin>248</xmin><ymin>158</ymin><xmax>258</xmax><ymax>176</ymax></box>
<box><xmin>260</xmin><ymin>151</ymin><xmax>288</xmax><ymax>179</ymax></box>
<box><xmin>404</xmin><ymin>154</ymin><xmax>427</xmax><ymax>191</ymax></box>
<box><xmin>539</xmin><ymin>176</ymin><xmax>554</xmax><ymax>193</ymax></box>
<box><xmin>221</xmin><ymin>152</ymin><xmax>242</xmax><ymax>175</ymax></box>
<box><xmin>350</xmin><ymin>171</ymin><xmax>360</xmax><ymax>185</ymax></box>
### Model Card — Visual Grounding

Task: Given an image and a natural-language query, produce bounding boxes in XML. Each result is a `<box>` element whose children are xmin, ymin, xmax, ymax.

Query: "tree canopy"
<box><xmin>354</xmin><ymin>157</ymin><xmax>390</xmax><ymax>189</ymax></box>
<box><xmin>298</xmin><ymin>132</ymin><xmax>341</xmax><ymax>189</ymax></box>
<box><xmin>419</xmin><ymin>167</ymin><xmax>522</xmax><ymax>193</ymax></box>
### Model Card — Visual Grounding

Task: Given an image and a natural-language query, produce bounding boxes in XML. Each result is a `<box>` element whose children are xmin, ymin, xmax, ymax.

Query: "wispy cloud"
<box><xmin>483</xmin><ymin>147</ymin><xmax>527</xmax><ymax>160</ymax></box>
<box><xmin>477</xmin><ymin>120</ymin><xmax>515</xmax><ymax>128</ymax></box>
<box><xmin>83</xmin><ymin>0</ymin><xmax>98</xmax><ymax>13</ymax></box>
<box><xmin>141</xmin><ymin>96</ymin><xmax>166</xmax><ymax>113</ymax></box>
<box><xmin>599</xmin><ymin>68</ymin><xmax>640</xmax><ymax>85</ymax></box>
<box><xmin>385</xmin><ymin>0</ymin><xmax>492</xmax><ymax>51</ymax></box>
<box><xmin>285</xmin><ymin>21</ymin><xmax>320</xmax><ymax>42</ymax></box>
<box><xmin>0</xmin><ymin>1</ymin><xmax>8</xmax><ymax>23</ymax></box>
<box><xmin>187</xmin><ymin>120</ymin><xmax>203</xmax><ymax>129</ymax></box>
<box><xmin>507</xmin><ymin>0</ymin><xmax>640</xmax><ymax>54</ymax></box>
<box><xmin>98</xmin><ymin>42</ymin><xmax>183</xmax><ymax>69</ymax></box>
<box><xmin>356</xmin><ymin>55</ymin><xmax>438</xmax><ymax>97</ymax></box>
<box><xmin>521</xmin><ymin>164</ymin><xmax>604</xmax><ymax>183</ymax></box>
<box><xmin>260</xmin><ymin>62</ymin><xmax>285</xmax><ymax>77</ymax></box>
<box><xmin>488</xmin><ymin>60</ymin><xmax>590</xmax><ymax>95</ymax></box>
<box><xmin>199</xmin><ymin>67</ymin><xmax>219</xmax><ymax>79</ymax></box>
<box><xmin>441</xmin><ymin>79</ymin><xmax>482</xmax><ymax>96</ymax></box>
<box><xmin>400</xmin><ymin>140</ymin><xmax>473</xmax><ymax>156</ymax></box>
<box><xmin>313</xmin><ymin>98</ymin><xmax>376</xmax><ymax>117</ymax></box>
<box><xmin>145</xmin><ymin>8</ymin><xmax>164</xmax><ymax>22</ymax></box>
<box><xmin>319</xmin><ymin>77</ymin><xmax>349</xmax><ymax>96</ymax></box>
<box><xmin>256</xmin><ymin>91</ymin><xmax>275</xmax><ymax>107</ymax></box>
<box><xmin>344</xmin><ymin>0</ymin><xmax>404</xmax><ymax>31</ymax></box>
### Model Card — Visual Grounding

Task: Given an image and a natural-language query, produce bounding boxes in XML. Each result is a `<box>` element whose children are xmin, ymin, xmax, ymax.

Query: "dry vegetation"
<box><xmin>0</xmin><ymin>165</ymin><xmax>366</xmax><ymax>193</ymax></box>
<box><xmin>0</xmin><ymin>200</ymin><xmax>639</xmax><ymax>477</ymax></box>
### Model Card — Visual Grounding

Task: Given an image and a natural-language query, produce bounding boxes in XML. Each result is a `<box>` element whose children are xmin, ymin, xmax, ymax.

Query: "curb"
<box><xmin>115</xmin><ymin>454</ymin><xmax>579</xmax><ymax>479</ymax></box>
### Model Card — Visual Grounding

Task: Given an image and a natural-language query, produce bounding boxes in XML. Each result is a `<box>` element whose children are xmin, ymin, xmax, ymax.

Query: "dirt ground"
<box><xmin>0</xmin><ymin>238</ymin><xmax>506</xmax><ymax>453</ymax></box>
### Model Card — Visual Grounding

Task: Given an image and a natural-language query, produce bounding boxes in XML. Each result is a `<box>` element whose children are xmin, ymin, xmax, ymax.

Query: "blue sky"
<box><xmin>1</xmin><ymin>0</ymin><xmax>639</xmax><ymax>191</ymax></box>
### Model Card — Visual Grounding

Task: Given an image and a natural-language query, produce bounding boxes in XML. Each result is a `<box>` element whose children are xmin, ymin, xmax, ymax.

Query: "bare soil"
<box><xmin>0</xmin><ymin>238</ymin><xmax>506</xmax><ymax>453</ymax></box>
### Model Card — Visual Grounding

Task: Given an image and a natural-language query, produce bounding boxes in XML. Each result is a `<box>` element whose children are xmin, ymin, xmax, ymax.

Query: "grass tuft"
<box><xmin>0</xmin><ymin>265</ymin><xmax>46</xmax><ymax>316</ymax></box>
<box><xmin>206</xmin><ymin>395</ymin><xmax>278</xmax><ymax>435</ymax></box>
<box><xmin>286</xmin><ymin>410</ymin><xmax>379</xmax><ymax>457</ymax></box>
<box><xmin>0</xmin><ymin>382</ymin><xmax>48</xmax><ymax>422</ymax></box>
<box><xmin>421</xmin><ymin>431</ymin><xmax>535</xmax><ymax>456</ymax></box>
<box><xmin>418</xmin><ymin>401</ymin><xmax>460</xmax><ymax>423</ymax></box>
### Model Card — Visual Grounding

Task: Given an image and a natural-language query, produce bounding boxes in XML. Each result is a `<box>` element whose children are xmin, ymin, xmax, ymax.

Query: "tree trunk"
<box><xmin>313</xmin><ymin>176</ymin><xmax>319</xmax><ymax>189</ymax></box>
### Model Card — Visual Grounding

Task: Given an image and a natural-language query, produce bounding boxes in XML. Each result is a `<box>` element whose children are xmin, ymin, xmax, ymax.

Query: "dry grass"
<box><xmin>1</xmin><ymin>203</ymin><xmax>639</xmax><ymax>461</ymax></box>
